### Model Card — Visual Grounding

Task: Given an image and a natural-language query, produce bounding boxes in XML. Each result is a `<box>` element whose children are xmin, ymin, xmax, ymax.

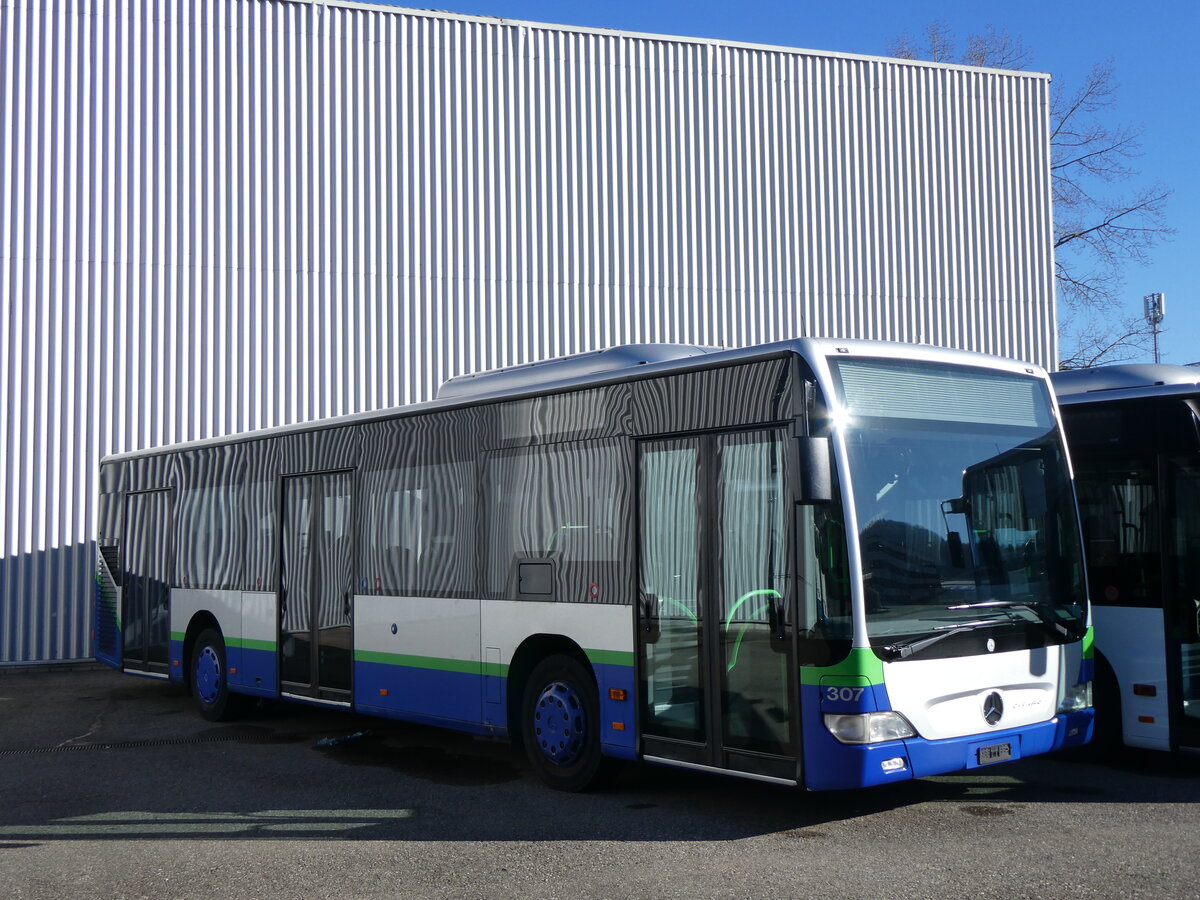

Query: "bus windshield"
<box><xmin>828</xmin><ymin>358</ymin><xmax>1087</xmax><ymax>645</ymax></box>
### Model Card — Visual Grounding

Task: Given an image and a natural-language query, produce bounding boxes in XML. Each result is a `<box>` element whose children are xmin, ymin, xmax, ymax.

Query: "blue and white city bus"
<box><xmin>1052</xmin><ymin>364</ymin><xmax>1200</xmax><ymax>752</ymax></box>
<box><xmin>96</xmin><ymin>339</ymin><xmax>1093</xmax><ymax>791</ymax></box>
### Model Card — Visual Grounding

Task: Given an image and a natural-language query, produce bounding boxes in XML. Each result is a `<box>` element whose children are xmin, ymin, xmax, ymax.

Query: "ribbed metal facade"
<box><xmin>0</xmin><ymin>0</ymin><xmax>1056</xmax><ymax>663</ymax></box>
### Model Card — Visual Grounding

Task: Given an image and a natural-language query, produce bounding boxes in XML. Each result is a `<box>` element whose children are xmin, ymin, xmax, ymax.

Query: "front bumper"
<box><xmin>804</xmin><ymin>708</ymin><xmax>1094</xmax><ymax>790</ymax></box>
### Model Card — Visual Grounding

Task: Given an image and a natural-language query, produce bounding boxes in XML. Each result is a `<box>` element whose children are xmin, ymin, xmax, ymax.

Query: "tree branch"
<box><xmin>887</xmin><ymin>29</ymin><xmax>1173</xmax><ymax>366</ymax></box>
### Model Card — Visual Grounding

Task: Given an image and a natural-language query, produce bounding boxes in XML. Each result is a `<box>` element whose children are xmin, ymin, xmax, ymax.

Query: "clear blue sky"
<box><xmin>377</xmin><ymin>0</ymin><xmax>1199</xmax><ymax>365</ymax></box>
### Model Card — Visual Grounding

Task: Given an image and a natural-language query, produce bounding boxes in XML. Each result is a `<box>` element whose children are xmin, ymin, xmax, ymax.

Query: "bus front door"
<box><xmin>280</xmin><ymin>471</ymin><xmax>354</xmax><ymax>703</ymax></box>
<box><xmin>637</xmin><ymin>430</ymin><xmax>800</xmax><ymax>783</ymax></box>
<box><xmin>122</xmin><ymin>488</ymin><xmax>173</xmax><ymax>674</ymax></box>
<box><xmin>1167</xmin><ymin>457</ymin><xmax>1200</xmax><ymax>749</ymax></box>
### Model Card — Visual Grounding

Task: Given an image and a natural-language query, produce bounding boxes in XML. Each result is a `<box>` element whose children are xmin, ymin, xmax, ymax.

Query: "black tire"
<box><xmin>190</xmin><ymin>628</ymin><xmax>237</xmax><ymax>722</ymax></box>
<box><xmin>521</xmin><ymin>654</ymin><xmax>610</xmax><ymax>792</ymax></box>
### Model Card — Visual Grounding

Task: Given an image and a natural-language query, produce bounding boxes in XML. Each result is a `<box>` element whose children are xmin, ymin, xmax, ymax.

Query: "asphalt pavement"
<box><xmin>2</xmin><ymin>668</ymin><xmax>1199</xmax><ymax>899</ymax></box>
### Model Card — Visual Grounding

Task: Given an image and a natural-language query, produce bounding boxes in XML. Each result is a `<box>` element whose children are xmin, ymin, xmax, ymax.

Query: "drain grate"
<box><xmin>0</xmin><ymin>731</ymin><xmax>305</xmax><ymax>756</ymax></box>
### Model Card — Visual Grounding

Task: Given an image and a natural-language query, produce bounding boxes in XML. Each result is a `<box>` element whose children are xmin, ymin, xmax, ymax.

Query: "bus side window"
<box><xmin>362</xmin><ymin>462</ymin><xmax>475</xmax><ymax>597</ymax></box>
<box><xmin>176</xmin><ymin>445</ymin><xmax>245</xmax><ymax>591</ymax></box>
<box><xmin>1075</xmin><ymin>463</ymin><xmax>1161</xmax><ymax>608</ymax></box>
<box><xmin>484</xmin><ymin>441</ymin><xmax>629</xmax><ymax>604</ymax></box>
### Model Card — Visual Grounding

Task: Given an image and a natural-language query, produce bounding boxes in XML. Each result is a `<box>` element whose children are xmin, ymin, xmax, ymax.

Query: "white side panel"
<box><xmin>884</xmin><ymin>646</ymin><xmax>1062</xmax><ymax>741</ymax></box>
<box><xmin>240</xmin><ymin>591</ymin><xmax>277</xmax><ymax>648</ymax></box>
<box><xmin>355</xmin><ymin>595</ymin><xmax>481</xmax><ymax>663</ymax></box>
<box><xmin>170</xmin><ymin>588</ymin><xmax>242</xmax><ymax>643</ymax></box>
<box><xmin>1093</xmin><ymin>605</ymin><xmax>1171</xmax><ymax>751</ymax></box>
<box><xmin>481</xmin><ymin>599</ymin><xmax>633</xmax><ymax>664</ymax></box>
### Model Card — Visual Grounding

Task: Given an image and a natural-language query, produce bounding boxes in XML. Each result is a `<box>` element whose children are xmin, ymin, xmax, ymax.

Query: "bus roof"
<box><xmin>1051</xmin><ymin>364</ymin><xmax>1200</xmax><ymax>405</ymax></box>
<box><xmin>102</xmin><ymin>338</ymin><xmax>1047</xmax><ymax>464</ymax></box>
<box><xmin>436</xmin><ymin>343</ymin><xmax>722</xmax><ymax>400</ymax></box>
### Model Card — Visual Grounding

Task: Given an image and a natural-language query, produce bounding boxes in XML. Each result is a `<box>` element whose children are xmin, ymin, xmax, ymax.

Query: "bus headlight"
<box><xmin>824</xmin><ymin>711</ymin><xmax>916</xmax><ymax>744</ymax></box>
<box><xmin>1058</xmin><ymin>681</ymin><xmax>1093</xmax><ymax>713</ymax></box>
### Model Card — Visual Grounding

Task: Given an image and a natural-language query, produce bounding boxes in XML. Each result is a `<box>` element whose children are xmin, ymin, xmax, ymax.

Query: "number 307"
<box><xmin>825</xmin><ymin>686</ymin><xmax>865</xmax><ymax>702</ymax></box>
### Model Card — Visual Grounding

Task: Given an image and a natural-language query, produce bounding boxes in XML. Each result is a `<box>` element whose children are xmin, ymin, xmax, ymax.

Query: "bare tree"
<box><xmin>888</xmin><ymin>22</ymin><xmax>1031</xmax><ymax>71</ymax></box>
<box><xmin>1056</xmin><ymin>316</ymin><xmax>1153</xmax><ymax>370</ymax></box>
<box><xmin>887</xmin><ymin>24</ymin><xmax>1172</xmax><ymax>368</ymax></box>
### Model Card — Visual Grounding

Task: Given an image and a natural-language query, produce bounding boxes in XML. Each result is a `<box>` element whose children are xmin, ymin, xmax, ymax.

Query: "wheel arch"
<box><xmin>505</xmin><ymin>633</ymin><xmax>594</xmax><ymax>747</ymax></box>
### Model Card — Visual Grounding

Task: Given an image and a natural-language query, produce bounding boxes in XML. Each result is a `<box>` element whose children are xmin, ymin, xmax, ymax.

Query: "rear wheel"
<box><xmin>521</xmin><ymin>654</ymin><xmax>609</xmax><ymax>792</ymax></box>
<box><xmin>191</xmin><ymin>628</ymin><xmax>237</xmax><ymax>722</ymax></box>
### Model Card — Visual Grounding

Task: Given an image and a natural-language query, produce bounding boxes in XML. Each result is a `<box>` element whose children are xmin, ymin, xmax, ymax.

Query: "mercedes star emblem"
<box><xmin>983</xmin><ymin>691</ymin><xmax>1004</xmax><ymax>726</ymax></box>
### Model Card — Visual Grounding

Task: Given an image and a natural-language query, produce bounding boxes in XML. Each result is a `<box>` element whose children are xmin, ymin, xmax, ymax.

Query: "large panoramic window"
<box><xmin>829</xmin><ymin>358</ymin><xmax>1086</xmax><ymax>650</ymax></box>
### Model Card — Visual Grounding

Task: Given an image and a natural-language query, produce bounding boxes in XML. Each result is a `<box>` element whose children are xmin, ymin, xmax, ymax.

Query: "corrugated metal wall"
<box><xmin>0</xmin><ymin>0</ymin><xmax>1056</xmax><ymax>663</ymax></box>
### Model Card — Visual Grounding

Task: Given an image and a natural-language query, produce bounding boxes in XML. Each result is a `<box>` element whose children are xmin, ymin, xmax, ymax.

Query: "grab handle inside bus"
<box><xmin>640</xmin><ymin>593</ymin><xmax>661</xmax><ymax>643</ymax></box>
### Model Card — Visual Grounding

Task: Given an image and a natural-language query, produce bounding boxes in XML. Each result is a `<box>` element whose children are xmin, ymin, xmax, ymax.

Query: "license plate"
<box><xmin>977</xmin><ymin>742</ymin><xmax>1012</xmax><ymax>765</ymax></box>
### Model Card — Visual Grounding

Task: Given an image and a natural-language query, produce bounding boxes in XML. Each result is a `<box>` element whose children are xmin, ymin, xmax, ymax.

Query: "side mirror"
<box><xmin>796</xmin><ymin>436</ymin><xmax>833</xmax><ymax>504</ymax></box>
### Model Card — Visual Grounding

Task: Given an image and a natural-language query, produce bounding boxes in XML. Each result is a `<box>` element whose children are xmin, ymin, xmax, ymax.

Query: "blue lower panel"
<box><xmin>906</xmin><ymin>710</ymin><xmax>1094</xmax><ymax>777</ymax></box>
<box><xmin>353</xmin><ymin>659</ymin><xmax>638</xmax><ymax>759</ymax></box>
<box><xmin>594</xmin><ymin>663</ymin><xmax>637</xmax><ymax>759</ymax></box>
<box><xmin>231</xmin><ymin>647</ymin><xmax>278</xmax><ymax>698</ymax></box>
<box><xmin>354</xmin><ymin>660</ymin><xmax>482</xmax><ymax>725</ymax></box>
<box><xmin>802</xmin><ymin>723</ymin><xmax>914</xmax><ymax>791</ymax></box>
<box><xmin>802</xmin><ymin>689</ymin><xmax>1096</xmax><ymax>790</ymax></box>
<box><xmin>167</xmin><ymin>640</ymin><xmax>276</xmax><ymax>696</ymax></box>
<box><xmin>803</xmin><ymin>682</ymin><xmax>911</xmax><ymax>790</ymax></box>
<box><xmin>94</xmin><ymin>626</ymin><xmax>122</xmax><ymax>671</ymax></box>
<box><xmin>168</xmin><ymin>640</ymin><xmax>185</xmax><ymax>684</ymax></box>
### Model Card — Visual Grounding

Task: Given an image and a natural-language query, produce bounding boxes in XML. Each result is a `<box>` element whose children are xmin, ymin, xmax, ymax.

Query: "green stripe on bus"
<box><xmin>228</xmin><ymin>637</ymin><xmax>276</xmax><ymax>653</ymax></box>
<box><xmin>484</xmin><ymin>659</ymin><xmax>510</xmax><ymax>678</ymax></box>
<box><xmin>1082</xmin><ymin>625</ymin><xmax>1094</xmax><ymax>660</ymax></box>
<box><xmin>800</xmin><ymin>648</ymin><xmax>885</xmax><ymax>686</ymax></box>
<box><xmin>818</xmin><ymin>675</ymin><xmax>872</xmax><ymax>687</ymax></box>
<box><xmin>584</xmin><ymin>648</ymin><xmax>634</xmax><ymax>668</ymax></box>
<box><xmin>354</xmin><ymin>649</ymin><xmax>481</xmax><ymax>675</ymax></box>
<box><xmin>167</xmin><ymin>633</ymin><xmax>275</xmax><ymax>652</ymax></box>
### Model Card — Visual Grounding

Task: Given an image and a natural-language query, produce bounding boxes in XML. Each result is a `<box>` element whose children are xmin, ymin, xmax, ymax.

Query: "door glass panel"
<box><xmin>640</xmin><ymin>443</ymin><xmax>704</xmax><ymax>743</ymax></box>
<box><xmin>1074</xmin><ymin>462</ymin><xmax>1161</xmax><ymax>608</ymax></box>
<box><xmin>146</xmin><ymin>491</ymin><xmax>172</xmax><ymax>666</ymax></box>
<box><xmin>718</xmin><ymin>432</ymin><xmax>792</xmax><ymax>755</ymax></box>
<box><xmin>124</xmin><ymin>490</ymin><xmax>171</xmax><ymax>668</ymax></box>
<box><xmin>1168</xmin><ymin>459</ymin><xmax>1200</xmax><ymax>729</ymax></box>
<box><xmin>123</xmin><ymin>497</ymin><xmax>147</xmax><ymax>664</ymax></box>
<box><xmin>317</xmin><ymin>472</ymin><xmax>353</xmax><ymax>692</ymax></box>
<box><xmin>281</xmin><ymin>478</ymin><xmax>313</xmax><ymax>686</ymax></box>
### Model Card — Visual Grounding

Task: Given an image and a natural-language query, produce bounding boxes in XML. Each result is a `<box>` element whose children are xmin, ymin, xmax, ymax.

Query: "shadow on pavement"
<box><xmin>2</xmin><ymin>669</ymin><xmax>1198</xmax><ymax>846</ymax></box>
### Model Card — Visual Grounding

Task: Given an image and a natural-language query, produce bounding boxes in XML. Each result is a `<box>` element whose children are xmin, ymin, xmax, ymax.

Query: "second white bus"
<box><xmin>1053</xmin><ymin>364</ymin><xmax>1200</xmax><ymax>752</ymax></box>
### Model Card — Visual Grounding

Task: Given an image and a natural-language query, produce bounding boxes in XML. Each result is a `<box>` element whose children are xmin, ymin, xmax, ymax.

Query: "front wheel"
<box><xmin>191</xmin><ymin>628</ymin><xmax>237</xmax><ymax>722</ymax></box>
<box><xmin>521</xmin><ymin>654</ymin><xmax>610</xmax><ymax>792</ymax></box>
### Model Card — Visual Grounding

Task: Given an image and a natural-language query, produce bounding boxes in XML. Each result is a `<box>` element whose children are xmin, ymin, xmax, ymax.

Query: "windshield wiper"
<box><xmin>946</xmin><ymin>600</ymin><xmax>1072</xmax><ymax>638</ymax></box>
<box><xmin>880</xmin><ymin>617</ymin><xmax>1008</xmax><ymax>661</ymax></box>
